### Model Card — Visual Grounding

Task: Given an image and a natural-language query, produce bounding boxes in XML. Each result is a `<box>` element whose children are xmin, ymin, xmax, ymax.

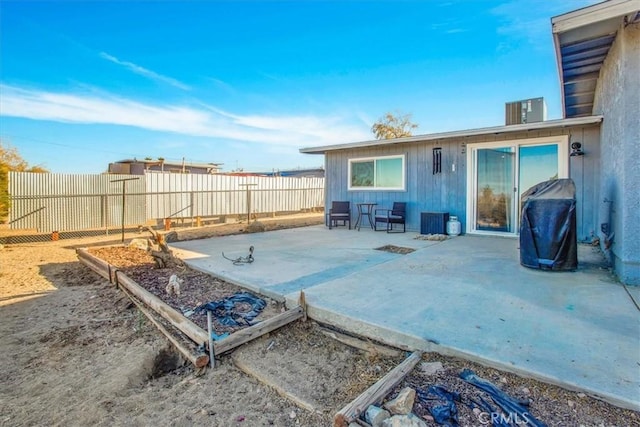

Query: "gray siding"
<box><xmin>325</xmin><ymin>125</ymin><xmax>601</xmax><ymax>238</ymax></box>
<box><xmin>592</xmin><ymin>23</ymin><xmax>640</xmax><ymax>285</ymax></box>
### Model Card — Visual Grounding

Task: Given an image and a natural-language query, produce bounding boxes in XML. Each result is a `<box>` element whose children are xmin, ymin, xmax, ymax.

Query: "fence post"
<box><xmin>110</xmin><ymin>177</ymin><xmax>140</xmax><ymax>243</ymax></box>
<box><xmin>190</xmin><ymin>190</ymin><xmax>195</xmax><ymax>227</ymax></box>
<box><xmin>239</xmin><ymin>183</ymin><xmax>257</xmax><ymax>223</ymax></box>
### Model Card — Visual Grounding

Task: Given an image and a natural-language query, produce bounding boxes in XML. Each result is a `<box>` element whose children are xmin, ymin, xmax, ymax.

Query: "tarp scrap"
<box><xmin>460</xmin><ymin>369</ymin><xmax>547</xmax><ymax>427</ymax></box>
<box><xmin>196</xmin><ymin>292</ymin><xmax>267</xmax><ymax>327</ymax></box>
<box><xmin>416</xmin><ymin>385</ymin><xmax>460</xmax><ymax>427</ymax></box>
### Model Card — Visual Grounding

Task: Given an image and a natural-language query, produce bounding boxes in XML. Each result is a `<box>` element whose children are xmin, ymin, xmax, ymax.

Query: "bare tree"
<box><xmin>1</xmin><ymin>141</ymin><xmax>48</xmax><ymax>222</ymax></box>
<box><xmin>371</xmin><ymin>112</ymin><xmax>418</xmax><ymax>139</ymax></box>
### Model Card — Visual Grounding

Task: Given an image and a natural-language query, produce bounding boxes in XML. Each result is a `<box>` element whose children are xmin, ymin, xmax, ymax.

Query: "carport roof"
<box><xmin>299</xmin><ymin>116</ymin><xmax>602</xmax><ymax>154</ymax></box>
<box><xmin>552</xmin><ymin>0</ymin><xmax>640</xmax><ymax>118</ymax></box>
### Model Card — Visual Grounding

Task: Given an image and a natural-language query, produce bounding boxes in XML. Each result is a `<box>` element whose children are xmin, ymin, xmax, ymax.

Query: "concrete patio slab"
<box><xmin>171</xmin><ymin>226</ymin><xmax>640</xmax><ymax>411</ymax></box>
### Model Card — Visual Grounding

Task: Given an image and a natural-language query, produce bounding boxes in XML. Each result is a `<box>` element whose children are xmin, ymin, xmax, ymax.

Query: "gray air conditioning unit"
<box><xmin>505</xmin><ymin>97</ymin><xmax>547</xmax><ymax>125</ymax></box>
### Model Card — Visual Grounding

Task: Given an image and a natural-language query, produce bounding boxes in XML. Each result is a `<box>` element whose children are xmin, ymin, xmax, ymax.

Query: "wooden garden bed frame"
<box><xmin>76</xmin><ymin>247</ymin><xmax>305</xmax><ymax>368</ymax></box>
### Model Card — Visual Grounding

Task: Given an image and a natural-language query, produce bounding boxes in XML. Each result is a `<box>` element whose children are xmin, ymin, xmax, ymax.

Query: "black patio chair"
<box><xmin>327</xmin><ymin>201</ymin><xmax>351</xmax><ymax>229</ymax></box>
<box><xmin>374</xmin><ymin>202</ymin><xmax>406</xmax><ymax>233</ymax></box>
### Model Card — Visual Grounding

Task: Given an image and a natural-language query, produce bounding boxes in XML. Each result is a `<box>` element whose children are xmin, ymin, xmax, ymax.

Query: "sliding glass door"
<box><xmin>476</xmin><ymin>147</ymin><xmax>515</xmax><ymax>232</ymax></box>
<box><xmin>468</xmin><ymin>137</ymin><xmax>568</xmax><ymax>235</ymax></box>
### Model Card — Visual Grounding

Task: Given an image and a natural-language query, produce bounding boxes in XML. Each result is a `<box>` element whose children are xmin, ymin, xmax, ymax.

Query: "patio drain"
<box><xmin>375</xmin><ymin>245</ymin><xmax>415</xmax><ymax>255</ymax></box>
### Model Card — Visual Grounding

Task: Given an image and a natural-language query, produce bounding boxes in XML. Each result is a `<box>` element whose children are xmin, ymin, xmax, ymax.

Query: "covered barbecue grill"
<box><xmin>520</xmin><ymin>178</ymin><xmax>578</xmax><ymax>271</ymax></box>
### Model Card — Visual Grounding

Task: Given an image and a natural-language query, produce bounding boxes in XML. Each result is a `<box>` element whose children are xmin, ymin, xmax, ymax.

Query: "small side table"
<box><xmin>355</xmin><ymin>203</ymin><xmax>377</xmax><ymax>231</ymax></box>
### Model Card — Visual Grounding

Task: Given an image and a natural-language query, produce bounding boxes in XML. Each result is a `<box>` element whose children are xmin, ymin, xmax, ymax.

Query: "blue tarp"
<box><xmin>196</xmin><ymin>292</ymin><xmax>266</xmax><ymax>327</ymax></box>
<box><xmin>416</xmin><ymin>385</ymin><xmax>461</xmax><ymax>427</ymax></box>
<box><xmin>460</xmin><ymin>369</ymin><xmax>546</xmax><ymax>427</ymax></box>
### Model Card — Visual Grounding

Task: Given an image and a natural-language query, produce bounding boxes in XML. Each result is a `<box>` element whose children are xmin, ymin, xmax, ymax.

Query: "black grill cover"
<box><xmin>520</xmin><ymin>179</ymin><xmax>577</xmax><ymax>271</ymax></box>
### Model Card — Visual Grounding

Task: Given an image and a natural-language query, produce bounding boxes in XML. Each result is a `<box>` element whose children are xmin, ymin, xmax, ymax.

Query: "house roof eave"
<box><xmin>552</xmin><ymin>0</ymin><xmax>640</xmax><ymax>118</ymax></box>
<box><xmin>299</xmin><ymin>116</ymin><xmax>603</xmax><ymax>154</ymax></box>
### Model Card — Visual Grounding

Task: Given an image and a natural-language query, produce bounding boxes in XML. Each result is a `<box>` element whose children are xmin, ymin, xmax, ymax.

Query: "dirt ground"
<box><xmin>1</xmin><ymin>214</ymin><xmax>638</xmax><ymax>427</ymax></box>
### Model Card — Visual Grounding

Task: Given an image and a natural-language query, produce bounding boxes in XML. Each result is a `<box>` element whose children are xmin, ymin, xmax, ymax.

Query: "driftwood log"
<box><xmin>145</xmin><ymin>226</ymin><xmax>184</xmax><ymax>269</ymax></box>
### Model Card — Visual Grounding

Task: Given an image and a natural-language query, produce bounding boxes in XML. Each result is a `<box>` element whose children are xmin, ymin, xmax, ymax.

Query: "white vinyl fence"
<box><xmin>8</xmin><ymin>172</ymin><xmax>324</xmax><ymax>233</ymax></box>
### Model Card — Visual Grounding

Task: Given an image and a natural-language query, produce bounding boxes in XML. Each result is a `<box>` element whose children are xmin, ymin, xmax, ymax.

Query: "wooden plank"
<box><xmin>319</xmin><ymin>328</ymin><xmax>402</xmax><ymax>358</ymax></box>
<box><xmin>120</xmin><ymin>286</ymin><xmax>209</xmax><ymax>368</ymax></box>
<box><xmin>213</xmin><ymin>306</ymin><xmax>304</xmax><ymax>355</ymax></box>
<box><xmin>333</xmin><ymin>351</ymin><xmax>422</xmax><ymax>427</ymax></box>
<box><xmin>76</xmin><ymin>248</ymin><xmax>112</xmax><ymax>281</ymax></box>
<box><xmin>298</xmin><ymin>291</ymin><xmax>307</xmax><ymax>322</ymax></box>
<box><xmin>115</xmin><ymin>271</ymin><xmax>209</xmax><ymax>345</ymax></box>
<box><xmin>78</xmin><ymin>248</ymin><xmax>304</xmax><ymax>361</ymax></box>
<box><xmin>77</xmin><ymin>249</ymin><xmax>208</xmax><ymax>346</ymax></box>
<box><xmin>231</xmin><ymin>354</ymin><xmax>320</xmax><ymax>413</ymax></box>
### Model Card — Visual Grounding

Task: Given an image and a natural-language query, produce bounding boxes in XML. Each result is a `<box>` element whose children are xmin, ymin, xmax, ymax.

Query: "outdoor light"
<box><xmin>570</xmin><ymin>142</ymin><xmax>584</xmax><ymax>157</ymax></box>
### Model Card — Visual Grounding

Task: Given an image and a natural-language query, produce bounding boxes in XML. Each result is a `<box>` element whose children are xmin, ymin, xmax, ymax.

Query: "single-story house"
<box><xmin>108</xmin><ymin>158</ymin><xmax>223</xmax><ymax>175</ymax></box>
<box><xmin>300</xmin><ymin>0</ymin><xmax>639</xmax><ymax>285</ymax></box>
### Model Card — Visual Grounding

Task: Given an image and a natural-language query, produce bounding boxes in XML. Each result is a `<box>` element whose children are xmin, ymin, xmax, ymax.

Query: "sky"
<box><xmin>0</xmin><ymin>0</ymin><xmax>599</xmax><ymax>174</ymax></box>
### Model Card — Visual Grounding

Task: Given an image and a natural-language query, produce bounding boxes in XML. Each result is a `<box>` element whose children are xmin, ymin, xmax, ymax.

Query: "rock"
<box><xmin>472</xmin><ymin>408</ymin><xmax>482</xmax><ymax>416</ymax></box>
<box><xmin>289</xmin><ymin>410</ymin><xmax>296</xmax><ymax>419</ymax></box>
<box><xmin>128</xmin><ymin>238</ymin><xmax>149</xmax><ymax>250</ymax></box>
<box><xmin>246</xmin><ymin>221</ymin><xmax>266</xmax><ymax>233</ymax></box>
<box><xmin>522</xmin><ymin>387</ymin><xmax>531</xmax><ymax>395</ymax></box>
<box><xmin>365</xmin><ymin>405</ymin><xmax>390</xmax><ymax>427</ymax></box>
<box><xmin>568</xmin><ymin>399</ymin><xmax>575</xmax><ymax>408</ymax></box>
<box><xmin>419</xmin><ymin>361</ymin><xmax>444</xmax><ymax>376</ymax></box>
<box><xmin>577</xmin><ymin>392</ymin><xmax>586</xmax><ymax>398</ymax></box>
<box><xmin>164</xmin><ymin>231</ymin><xmax>178</xmax><ymax>242</ymax></box>
<box><xmin>165</xmin><ymin>274</ymin><xmax>183</xmax><ymax>297</ymax></box>
<box><xmin>384</xmin><ymin>387</ymin><xmax>416</xmax><ymax>415</ymax></box>
<box><xmin>382</xmin><ymin>414</ymin><xmax>428</xmax><ymax>427</ymax></box>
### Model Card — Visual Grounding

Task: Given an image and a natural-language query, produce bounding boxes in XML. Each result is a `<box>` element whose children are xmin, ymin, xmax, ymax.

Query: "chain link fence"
<box><xmin>2</xmin><ymin>172</ymin><xmax>324</xmax><ymax>245</ymax></box>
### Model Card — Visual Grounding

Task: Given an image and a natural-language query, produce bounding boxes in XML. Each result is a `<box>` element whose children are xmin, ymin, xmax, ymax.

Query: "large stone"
<box><xmin>419</xmin><ymin>361</ymin><xmax>444</xmax><ymax>376</ymax></box>
<box><xmin>365</xmin><ymin>405</ymin><xmax>390</xmax><ymax>427</ymax></box>
<box><xmin>128</xmin><ymin>238</ymin><xmax>150</xmax><ymax>251</ymax></box>
<box><xmin>384</xmin><ymin>387</ymin><xmax>416</xmax><ymax>415</ymax></box>
<box><xmin>381</xmin><ymin>414</ymin><xmax>427</xmax><ymax>427</ymax></box>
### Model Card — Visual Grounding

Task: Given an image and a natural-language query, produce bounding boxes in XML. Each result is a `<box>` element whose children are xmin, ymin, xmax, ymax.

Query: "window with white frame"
<box><xmin>348</xmin><ymin>155</ymin><xmax>405</xmax><ymax>190</ymax></box>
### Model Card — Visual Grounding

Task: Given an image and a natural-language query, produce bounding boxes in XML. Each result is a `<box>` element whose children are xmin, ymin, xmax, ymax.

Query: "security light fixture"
<box><xmin>570</xmin><ymin>142</ymin><xmax>584</xmax><ymax>157</ymax></box>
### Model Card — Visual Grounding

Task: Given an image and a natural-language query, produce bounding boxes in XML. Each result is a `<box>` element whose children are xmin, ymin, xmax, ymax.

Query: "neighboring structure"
<box><xmin>220</xmin><ymin>168</ymin><xmax>325</xmax><ymax>178</ymax></box>
<box><xmin>108</xmin><ymin>158</ymin><xmax>223</xmax><ymax>175</ymax></box>
<box><xmin>300</xmin><ymin>0</ymin><xmax>639</xmax><ymax>285</ymax></box>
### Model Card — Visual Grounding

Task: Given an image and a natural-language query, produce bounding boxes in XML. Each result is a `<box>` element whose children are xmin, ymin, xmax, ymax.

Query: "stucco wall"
<box><xmin>324</xmin><ymin>125</ymin><xmax>600</xmax><ymax>238</ymax></box>
<box><xmin>592</xmin><ymin>22</ymin><xmax>640</xmax><ymax>285</ymax></box>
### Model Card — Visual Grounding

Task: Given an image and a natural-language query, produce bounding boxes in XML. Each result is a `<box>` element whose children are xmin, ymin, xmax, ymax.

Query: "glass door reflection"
<box><xmin>476</xmin><ymin>147</ymin><xmax>515</xmax><ymax>233</ymax></box>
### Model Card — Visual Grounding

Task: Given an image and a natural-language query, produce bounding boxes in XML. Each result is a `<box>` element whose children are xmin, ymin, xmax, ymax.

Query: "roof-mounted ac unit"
<box><xmin>505</xmin><ymin>97</ymin><xmax>547</xmax><ymax>125</ymax></box>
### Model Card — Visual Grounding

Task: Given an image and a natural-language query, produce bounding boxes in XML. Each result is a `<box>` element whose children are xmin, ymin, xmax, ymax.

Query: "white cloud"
<box><xmin>99</xmin><ymin>52</ymin><xmax>191</xmax><ymax>91</ymax></box>
<box><xmin>0</xmin><ymin>84</ymin><xmax>370</xmax><ymax>147</ymax></box>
